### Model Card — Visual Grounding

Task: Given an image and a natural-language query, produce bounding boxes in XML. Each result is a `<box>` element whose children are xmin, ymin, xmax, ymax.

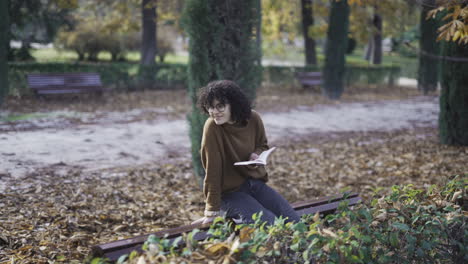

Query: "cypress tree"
<box><xmin>182</xmin><ymin>0</ymin><xmax>262</xmax><ymax>181</ymax></box>
<box><xmin>417</xmin><ymin>0</ymin><xmax>440</xmax><ymax>94</ymax></box>
<box><xmin>0</xmin><ymin>0</ymin><xmax>9</xmax><ymax>107</ymax></box>
<box><xmin>439</xmin><ymin>41</ymin><xmax>468</xmax><ymax>146</ymax></box>
<box><xmin>323</xmin><ymin>0</ymin><xmax>349</xmax><ymax>99</ymax></box>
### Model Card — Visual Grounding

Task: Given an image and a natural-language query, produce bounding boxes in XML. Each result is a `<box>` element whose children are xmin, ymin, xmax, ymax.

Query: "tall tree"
<box><xmin>371</xmin><ymin>12</ymin><xmax>382</xmax><ymax>64</ymax></box>
<box><xmin>182</xmin><ymin>0</ymin><xmax>262</xmax><ymax>181</ymax></box>
<box><xmin>301</xmin><ymin>0</ymin><xmax>317</xmax><ymax>65</ymax></box>
<box><xmin>417</xmin><ymin>0</ymin><xmax>440</xmax><ymax>94</ymax></box>
<box><xmin>363</xmin><ymin>11</ymin><xmax>382</xmax><ymax>64</ymax></box>
<box><xmin>141</xmin><ymin>0</ymin><xmax>157</xmax><ymax>65</ymax></box>
<box><xmin>261</xmin><ymin>0</ymin><xmax>301</xmax><ymax>56</ymax></box>
<box><xmin>8</xmin><ymin>0</ymin><xmax>75</xmax><ymax>60</ymax></box>
<box><xmin>439</xmin><ymin>41</ymin><xmax>468</xmax><ymax>145</ymax></box>
<box><xmin>323</xmin><ymin>0</ymin><xmax>349</xmax><ymax>99</ymax></box>
<box><xmin>0</xmin><ymin>0</ymin><xmax>9</xmax><ymax>106</ymax></box>
<box><xmin>426</xmin><ymin>2</ymin><xmax>468</xmax><ymax>146</ymax></box>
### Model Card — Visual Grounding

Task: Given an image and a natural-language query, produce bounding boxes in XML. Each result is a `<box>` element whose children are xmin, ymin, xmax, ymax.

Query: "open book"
<box><xmin>234</xmin><ymin>147</ymin><xmax>277</xmax><ymax>166</ymax></box>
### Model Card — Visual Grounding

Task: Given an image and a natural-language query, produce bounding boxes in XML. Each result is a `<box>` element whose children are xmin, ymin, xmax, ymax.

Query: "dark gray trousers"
<box><xmin>221</xmin><ymin>178</ymin><xmax>300</xmax><ymax>224</ymax></box>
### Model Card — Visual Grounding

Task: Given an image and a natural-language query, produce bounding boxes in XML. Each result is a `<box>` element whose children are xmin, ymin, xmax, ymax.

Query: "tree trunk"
<box><xmin>256</xmin><ymin>0</ymin><xmax>262</xmax><ymax>66</ymax></box>
<box><xmin>0</xmin><ymin>0</ymin><xmax>9</xmax><ymax>106</ymax></box>
<box><xmin>323</xmin><ymin>0</ymin><xmax>349</xmax><ymax>99</ymax></box>
<box><xmin>300</xmin><ymin>0</ymin><xmax>317</xmax><ymax>65</ymax></box>
<box><xmin>439</xmin><ymin>41</ymin><xmax>468</xmax><ymax>146</ymax></box>
<box><xmin>364</xmin><ymin>36</ymin><xmax>374</xmax><ymax>61</ymax></box>
<box><xmin>141</xmin><ymin>0</ymin><xmax>157</xmax><ymax>66</ymax></box>
<box><xmin>182</xmin><ymin>0</ymin><xmax>262</xmax><ymax>181</ymax></box>
<box><xmin>372</xmin><ymin>13</ymin><xmax>382</xmax><ymax>65</ymax></box>
<box><xmin>417</xmin><ymin>0</ymin><xmax>439</xmax><ymax>94</ymax></box>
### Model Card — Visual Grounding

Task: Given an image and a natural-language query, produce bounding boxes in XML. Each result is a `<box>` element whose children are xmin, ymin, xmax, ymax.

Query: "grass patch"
<box><xmin>1</xmin><ymin>113</ymin><xmax>49</xmax><ymax>122</ymax></box>
<box><xmin>31</xmin><ymin>48</ymin><xmax>189</xmax><ymax>64</ymax></box>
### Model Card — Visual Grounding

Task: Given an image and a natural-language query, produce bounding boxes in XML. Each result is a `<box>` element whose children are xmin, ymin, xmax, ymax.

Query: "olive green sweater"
<box><xmin>200</xmin><ymin>110</ymin><xmax>270</xmax><ymax>212</ymax></box>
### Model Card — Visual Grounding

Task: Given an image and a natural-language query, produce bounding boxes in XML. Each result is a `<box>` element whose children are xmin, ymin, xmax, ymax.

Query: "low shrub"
<box><xmin>8</xmin><ymin>62</ymin><xmax>401</xmax><ymax>96</ymax></box>
<box><xmin>263</xmin><ymin>65</ymin><xmax>401</xmax><ymax>87</ymax></box>
<box><xmin>7</xmin><ymin>62</ymin><xmax>187</xmax><ymax>96</ymax></box>
<box><xmin>95</xmin><ymin>175</ymin><xmax>466</xmax><ymax>264</ymax></box>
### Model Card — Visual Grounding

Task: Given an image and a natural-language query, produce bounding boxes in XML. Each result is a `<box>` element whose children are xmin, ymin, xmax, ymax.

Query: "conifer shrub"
<box><xmin>104</xmin><ymin>175</ymin><xmax>466</xmax><ymax>264</ymax></box>
<box><xmin>181</xmin><ymin>0</ymin><xmax>262</xmax><ymax>180</ymax></box>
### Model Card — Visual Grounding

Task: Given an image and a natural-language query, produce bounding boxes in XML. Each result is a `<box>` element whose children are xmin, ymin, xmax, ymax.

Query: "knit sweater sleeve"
<box><xmin>252</xmin><ymin>111</ymin><xmax>270</xmax><ymax>155</ymax></box>
<box><xmin>200</xmin><ymin>119</ymin><xmax>223</xmax><ymax>212</ymax></box>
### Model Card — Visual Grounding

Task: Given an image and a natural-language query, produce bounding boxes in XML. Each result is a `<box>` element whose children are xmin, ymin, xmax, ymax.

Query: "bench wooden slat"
<box><xmin>295</xmin><ymin>196</ymin><xmax>361</xmax><ymax>216</ymax></box>
<box><xmin>91</xmin><ymin>193</ymin><xmax>360</xmax><ymax>262</ymax></box>
<box><xmin>296</xmin><ymin>72</ymin><xmax>322</xmax><ymax>78</ymax></box>
<box><xmin>291</xmin><ymin>193</ymin><xmax>358</xmax><ymax>209</ymax></box>
<box><xmin>295</xmin><ymin>71</ymin><xmax>323</xmax><ymax>89</ymax></box>
<box><xmin>26</xmin><ymin>73</ymin><xmax>104</xmax><ymax>96</ymax></box>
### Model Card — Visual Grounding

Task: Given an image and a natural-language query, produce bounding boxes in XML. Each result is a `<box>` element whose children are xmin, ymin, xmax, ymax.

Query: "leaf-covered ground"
<box><xmin>1</xmin><ymin>126</ymin><xmax>467</xmax><ymax>263</ymax></box>
<box><xmin>1</xmin><ymin>85</ymin><xmax>466</xmax><ymax>263</ymax></box>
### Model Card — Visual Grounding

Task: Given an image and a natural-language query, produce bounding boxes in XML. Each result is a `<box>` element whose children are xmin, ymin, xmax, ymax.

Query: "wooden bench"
<box><xmin>295</xmin><ymin>71</ymin><xmax>323</xmax><ymax>89</ymax></box>
<box><xmin>91</xmin><ymin>192</ymin><xmax>361</xmax><ymax>262</ymax></box>
<box><xmin>27</xmin><ymin>73</ymin><xmax>104</xmax><ymax>97</ymax></box>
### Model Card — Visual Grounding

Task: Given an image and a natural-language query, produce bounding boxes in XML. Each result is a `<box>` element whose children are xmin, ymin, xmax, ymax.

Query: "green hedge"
<box><xmin>7</xmin><ymin>62</ymin><xmax>188</xmax><ymax>96</ymax></box>
<box><xmin>262</xmin><ymin>65</ymin><xmax>401</xmax><ymax>87</ymax></box>
<box><xmin>92</xmin><ymin>175</ymin><xmax>466</xmax><ymax>264</ymax></box>
<box><xmin>7</xmin><ymin>62</ymin><xmax>400</xmax><ymax>96</ymax></box>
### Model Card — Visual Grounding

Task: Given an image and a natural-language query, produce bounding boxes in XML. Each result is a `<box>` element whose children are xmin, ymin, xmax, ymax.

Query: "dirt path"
<box><xmin>0</xmin><ymin>95</ymin><xmax>439</xmax><ymax>191</ymax></box>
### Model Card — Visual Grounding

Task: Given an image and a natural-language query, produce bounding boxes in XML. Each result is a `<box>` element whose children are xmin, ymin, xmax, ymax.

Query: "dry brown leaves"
<box><xmin>267</xmin><ymin>127</ymin><xmax>468</xmax><ymax>203</ymax></box>
<box><xmin>3</xmin><ymin>89</ymin><xmax>190</xmax><ymax>119</ymax></box>
<box><xmin>1</xmin><ymin>126</ymin><xmax>466</xmax><ymax>263</ymax></box>
<box><xmin>255</xmin><ymin>84</ymin><xmax>422</xmax><ymax>113</ymax></box>
<box><xmin>0</xmin><ymin>163</ymin><xmax>203</xmax><ymax>263</ymax></box>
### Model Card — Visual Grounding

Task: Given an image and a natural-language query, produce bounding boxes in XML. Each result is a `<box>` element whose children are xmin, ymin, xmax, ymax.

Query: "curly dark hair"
<box><xmin>198</xmin><ymin>80</ymin><xmax>252</xmax><ymax>124</ymax></box>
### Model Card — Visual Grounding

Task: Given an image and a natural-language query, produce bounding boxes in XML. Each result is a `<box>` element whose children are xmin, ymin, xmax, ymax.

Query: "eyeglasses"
<box><xmin>207</xmin><ymin>103</ymin><xmax>226</xmax><ymax>113</ymax></box>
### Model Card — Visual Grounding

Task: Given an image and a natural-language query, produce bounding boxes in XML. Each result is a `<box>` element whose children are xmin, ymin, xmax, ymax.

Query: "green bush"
<box><xmin>263</xmin><ymin>65</ymin><xmax>401</xmax><ymax>87</ymax></box>
<box><xmin>7</xmin><ymin>62</ymin><xmax>187</xmax><ymax>96</ymax></box>
<box><xmin>7</xmin><ymin>62</ymin><xmax>402</xmax><ymax>97</ymax></box>
<box><xmin>102</xmin><ymin>175</ymin><xmax>466</xmax><ymax>264</ymax></box>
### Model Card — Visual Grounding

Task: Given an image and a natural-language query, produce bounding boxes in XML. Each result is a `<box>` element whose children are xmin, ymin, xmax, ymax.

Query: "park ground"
<box><xmin>0</xmin><ymin>83</ymin><xmax>467</xmax><ymax>263</ymax></box>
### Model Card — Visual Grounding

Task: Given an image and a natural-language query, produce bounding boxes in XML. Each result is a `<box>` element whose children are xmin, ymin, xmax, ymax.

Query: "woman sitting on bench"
<box><xmin>192</xmin><ymin>80</ymin><xmax>300</xmax><ymax>225</ymax></box>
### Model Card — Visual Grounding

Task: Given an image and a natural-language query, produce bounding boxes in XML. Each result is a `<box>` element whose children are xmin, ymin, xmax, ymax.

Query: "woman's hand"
<box><xmin>247</xmin><ymin>153</ymin><xmax>260</xmax><ymax>170</ymax></box>
<box><xmin>191</xmin><ymin>216</ymin><xmax>215</xmax><ymax>226</ymax></box>
<box><xmin>249</xmin><ymin>153</ymin><xmax>259</xmax><ymax>160</ymax></box>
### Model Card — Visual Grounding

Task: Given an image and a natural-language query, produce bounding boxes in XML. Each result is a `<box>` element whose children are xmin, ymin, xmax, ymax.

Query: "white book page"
<box><xmin>234</xmin><ymin>147</ymin><xmax>276</xmax><ymax>166</ymax></box>
<box><xmin>257</xmin><ymin>147</ymin><xmax>276</xmax><ymax>162</ymax></box>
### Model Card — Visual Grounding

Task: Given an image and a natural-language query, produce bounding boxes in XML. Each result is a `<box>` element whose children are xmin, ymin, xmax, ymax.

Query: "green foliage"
<box><xmin>7</xmin><ymin>62</ymin><xmax>401</xmax><ymax>97</ymax></box>
<box><xmin>0</xmin><ymin>0</ymin><xmax>9</xmax><ymax>107</ymax></box>
<box><xmin>182</xmin><ymin>0</ymin><xmax>262</xmax><ymax>180</ymax></box>
<box><xmin>7</xmin><ymin>62</ymin><xmax>187</xmax><ymax>97</ymax></box>
<box><xmin>123</xmin><ymin>175</ymin><xmax>467</xmax><ymax>264</ymax></box>
<box><xmin>8</xmin><ymin>0</ymin><xmax>75</xmax><ymax>47</ymax></box>
<box><xmin>263</xmin><ymin>65</ymin><xmax>400</xmax><ymax>87</ymax></box>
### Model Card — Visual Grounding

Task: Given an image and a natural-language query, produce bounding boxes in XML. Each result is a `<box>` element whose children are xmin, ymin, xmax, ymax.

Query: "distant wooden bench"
<box><xmin>295</xmin><ymin>71</ymin><xmax>323</xmax><ymax>89</ymax></box>
<box><xmin>27</xmin><ymin>73</ymin><xmax>104</xmax><ymax>97</ymax></box>
<box><xmin>91</xmin><ymin>192</ymin><xmax>361</xmax><ymax>262</ymax></box>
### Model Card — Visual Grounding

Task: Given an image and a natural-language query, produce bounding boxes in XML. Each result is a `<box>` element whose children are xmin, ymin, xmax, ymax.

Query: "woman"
<box><xmin>192</xmin><ymin>80</ymin><xmax>300</xmax><ymax>225</ymax></box>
